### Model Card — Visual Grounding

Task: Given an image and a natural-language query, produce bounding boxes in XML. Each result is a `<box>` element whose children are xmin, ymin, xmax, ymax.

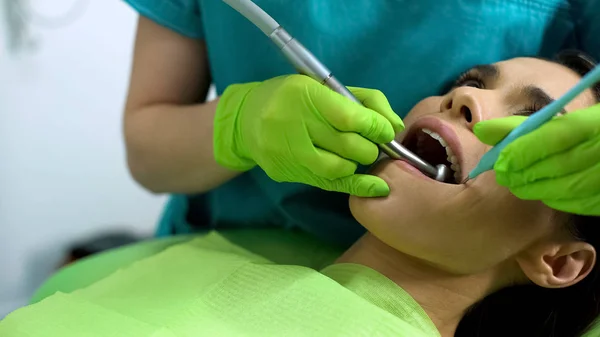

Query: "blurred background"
<box><xmin>0</xmin><ymin>0</ymin><xmax>168</xmax><ymax>317</ymax></box>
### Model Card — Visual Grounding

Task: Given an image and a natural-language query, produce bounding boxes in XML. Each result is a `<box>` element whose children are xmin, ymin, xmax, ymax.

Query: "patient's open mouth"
<box><xmin>402</xmin><ymin>128</ymin><xmax>462</xmax><ymax>184</ymax></box>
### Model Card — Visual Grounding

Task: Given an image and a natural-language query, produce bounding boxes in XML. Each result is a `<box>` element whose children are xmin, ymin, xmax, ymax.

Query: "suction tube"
<box><xmin>221</xmin><ymin>0</ymin><xmax>279</xmax><ymax>35</ymax></box>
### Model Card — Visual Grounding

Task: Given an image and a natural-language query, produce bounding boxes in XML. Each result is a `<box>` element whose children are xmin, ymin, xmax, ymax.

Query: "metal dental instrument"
<box><xmin>462</xmin><ymin>63</ymin><xmax>600</xmax><ymax>184</ymax></box>
<box><xmin>222</xmin><ymin>0</ymin><xmax>451</xmax><ymax>183</ymax></box>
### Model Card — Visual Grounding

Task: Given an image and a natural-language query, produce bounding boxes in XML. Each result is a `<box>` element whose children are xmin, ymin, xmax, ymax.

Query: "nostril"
<box><xmin>461</xmin><ymin>106</ymin><xmax>472</xmax><ymax>123</ymax></box>
<box><xmin>445</xmin><ymin>100</ymin><xmax>453</xmax><ymax>110</ymax></box>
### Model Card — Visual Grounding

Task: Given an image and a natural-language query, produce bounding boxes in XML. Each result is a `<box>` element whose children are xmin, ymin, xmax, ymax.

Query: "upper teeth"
<box><xmin>421</xmin><ymin>128</ymin><xmax>461</xmax><ymax>181</ymax></box>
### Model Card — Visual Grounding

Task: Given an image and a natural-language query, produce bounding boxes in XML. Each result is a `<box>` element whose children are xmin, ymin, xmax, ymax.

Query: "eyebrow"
<box><xmin>471</xmin><ymin>64</ymin><xmax>500</xmax><ymax>81</ymax></box>
<box><xmin>521</xmin><ymin>85</ymin><xmax>567</xmax><ymax>115</ymax></box>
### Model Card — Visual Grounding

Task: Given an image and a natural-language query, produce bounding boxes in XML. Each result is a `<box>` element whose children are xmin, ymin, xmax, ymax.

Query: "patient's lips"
<box><xmin>394</xmin><ymin>159</ymin><xmax>431</xmax><ymax>180</ymax></box>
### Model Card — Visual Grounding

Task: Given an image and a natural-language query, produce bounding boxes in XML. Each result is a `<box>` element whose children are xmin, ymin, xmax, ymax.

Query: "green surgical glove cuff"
<box><xmin>213</xmin><ymin>82</ymin><xmax>260</xmax><ymax>172</ymax></box>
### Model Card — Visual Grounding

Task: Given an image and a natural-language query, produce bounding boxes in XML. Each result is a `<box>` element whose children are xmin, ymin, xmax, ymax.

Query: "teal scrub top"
<box><xmin>123</xmin><ymin>0</ymin><xmax>600</xmax><ymax>246</ymax></box>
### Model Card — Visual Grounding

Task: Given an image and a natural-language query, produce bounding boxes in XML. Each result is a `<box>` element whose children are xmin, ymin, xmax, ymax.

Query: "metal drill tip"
<box><xmin>460</xmin><ymin>177</ymin><xmax>470</xmax><ymax>184</ymax></box>
<box><xmin>435</xmin><ymin>164</ymin><xmax>451</xmax><ymax>183</ymax></box>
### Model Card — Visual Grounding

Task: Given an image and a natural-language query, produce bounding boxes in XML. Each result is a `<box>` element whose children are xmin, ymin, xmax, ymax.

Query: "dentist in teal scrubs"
<box><xmin>122</xmin><ymin>0</ymin><xmax>600</xmax><ymax>246</ymax></box>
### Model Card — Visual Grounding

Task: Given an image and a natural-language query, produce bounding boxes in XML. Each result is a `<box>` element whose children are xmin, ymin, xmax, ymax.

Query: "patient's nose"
<box><xmin>440</xmin><ymin>88</ymin><xmax>484</xmax><ymax>129</ymax></box>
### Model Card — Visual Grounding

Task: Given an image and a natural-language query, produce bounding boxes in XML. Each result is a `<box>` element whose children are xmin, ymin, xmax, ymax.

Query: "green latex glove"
<box><xmin>473</xmin><ymin>104</ymin><xmax>600</xmax><ymax>216</ymax></box>
<box><xmin>214</xmin><ymin>75</ymin><xmax>404</xmax><ymax>197</ymax></box>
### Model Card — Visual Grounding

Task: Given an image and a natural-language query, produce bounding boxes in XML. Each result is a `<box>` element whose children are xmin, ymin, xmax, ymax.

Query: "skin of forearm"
<box><xmin>124</xmin><ymin>98</ymin><xmax>243</xmax><ymax>194</ymax></box>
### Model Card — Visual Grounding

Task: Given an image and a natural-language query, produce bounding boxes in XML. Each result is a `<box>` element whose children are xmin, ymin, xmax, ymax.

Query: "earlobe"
<box><xmin>517</xmin><ymin>242</ymin><xmax>596</xmax><ymax>289</ymax></box>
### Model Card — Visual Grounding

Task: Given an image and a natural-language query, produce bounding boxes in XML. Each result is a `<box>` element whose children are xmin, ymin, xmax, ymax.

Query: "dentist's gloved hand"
<box><xmin>474</xmin><ymin>104</ymin><xmax>600</xmax><ymax>216</ymax></box>
<box><xmin>214</xmin><ymin>74</ymin><xmax>404</xmax><ymax>197</ymax></box>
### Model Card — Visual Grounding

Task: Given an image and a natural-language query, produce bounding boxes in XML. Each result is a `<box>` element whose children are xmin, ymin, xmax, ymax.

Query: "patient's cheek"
<box><xmin>403</xmin><ymin>97</ymin><xmax>442</xmax><ymax>121</ymax></box>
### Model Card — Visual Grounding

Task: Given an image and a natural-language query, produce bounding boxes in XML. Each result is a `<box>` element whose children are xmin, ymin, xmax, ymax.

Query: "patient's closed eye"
<box><xmin>514</xmin><ymin>86</ymin><xmax>567</xmax><ymax>117</ymax></box>
<box><xmin>513</xmin><ymin>103</ymin><xmax>543</xmax><ymax>116</ymax></box>
<box><xmin>452</xmin><ymin>64</ymin><xmax>499</xmax><ymax>90</ymax></box>
<box><xmin>454</xmin><ymin>73</ymin><xmax>485</xmax><ymax>89</ymax></box>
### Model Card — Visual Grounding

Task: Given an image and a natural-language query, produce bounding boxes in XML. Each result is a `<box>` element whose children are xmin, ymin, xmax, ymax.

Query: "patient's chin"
<box><xmin>348</xmin><ymin>195</ymin><xmax>362</xmax><ymax>218</ymax></box>
<box><xmin>348</xmin><ymin>195</ymin><xmax>371</xmax><ymax>228</ymax></box>
<box><xmin>348</xmin><ymin>190</ymin><xmax>394</xmax><ymax>235</ymax></box>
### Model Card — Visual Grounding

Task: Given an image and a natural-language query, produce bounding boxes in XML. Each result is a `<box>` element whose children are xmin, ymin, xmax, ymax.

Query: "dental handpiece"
<box><xmin>222</xmin><ymin>0</ymin><xmax>450</xmax><ymax>182</ymax></box>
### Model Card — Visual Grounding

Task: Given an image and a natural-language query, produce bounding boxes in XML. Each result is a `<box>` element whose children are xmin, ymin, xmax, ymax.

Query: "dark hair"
<box><xmin>456</xmin><ymin>51</ymin><xmax>600</xmax><ymax>337</ymax></box>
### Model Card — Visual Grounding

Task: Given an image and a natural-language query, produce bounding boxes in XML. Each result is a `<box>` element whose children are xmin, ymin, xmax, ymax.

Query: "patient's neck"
<box><xmin>336</xmin><ymin>233</ymin><xmax>507</xmax><ymax>337</ymax></box>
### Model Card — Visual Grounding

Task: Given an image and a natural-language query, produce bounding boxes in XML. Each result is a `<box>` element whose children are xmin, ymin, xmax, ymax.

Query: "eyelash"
<box><xmin>454</xmin><ymin>73</ymin><xmax>485</xmax><ymax>89</ymax></box>
<box><xmin>453</xmin><ymin>73</ymin><xmax>543</xmax><ymax>117</ymax></box>
<box><xmin>513</xmin><ymin>104</ymin><xmax>541</xmax><ymax>117</ymax></box>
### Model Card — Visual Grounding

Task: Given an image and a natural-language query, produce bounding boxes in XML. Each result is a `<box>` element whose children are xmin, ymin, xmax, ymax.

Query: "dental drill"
<box><xmin>221</xmin><ymin>0</ymin><xmax>451</xmax><ymax>183</ymax></box>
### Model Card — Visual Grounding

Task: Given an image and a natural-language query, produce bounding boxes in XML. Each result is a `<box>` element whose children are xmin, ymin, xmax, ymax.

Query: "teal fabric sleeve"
<box><xmin>123</xmin><ymin>0</ymin><xmax>204</xmax><ymax>39</ymax></box>
<box><xmin>576</xmin><ymin>0</ymin><xmax>600</xmax><ymax>59</ymax></box>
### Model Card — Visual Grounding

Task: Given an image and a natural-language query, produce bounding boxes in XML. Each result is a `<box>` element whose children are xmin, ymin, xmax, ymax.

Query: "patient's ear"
<box><xmin>516</xmin><ymin>241</ymin><xmax>596</xmax><ymax>288</ymax></box>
